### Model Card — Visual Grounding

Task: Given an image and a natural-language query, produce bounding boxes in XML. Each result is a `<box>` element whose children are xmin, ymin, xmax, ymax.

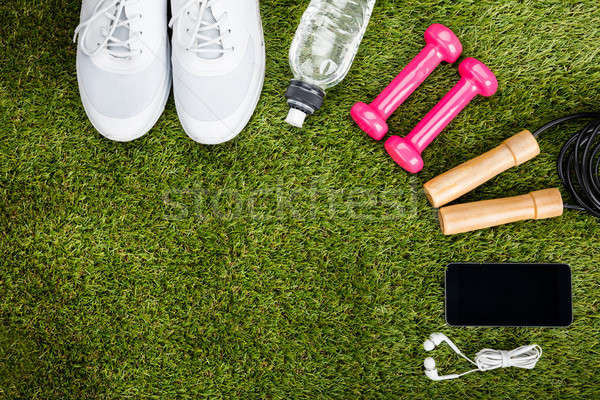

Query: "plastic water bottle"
<box><xmin>285</xmin><ymin>0</ymin><xmax>376</xmax><ymax>128</ymax></box>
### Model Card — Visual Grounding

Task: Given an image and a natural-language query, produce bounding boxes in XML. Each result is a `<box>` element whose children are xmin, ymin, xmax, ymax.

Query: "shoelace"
<box><xmin>73</xmin><ymin>0</ymin><xmax>142</xmax><ymax>58</ymax></box>
<box><xmin>169</xmin><ymin>0</ymin><xmax>232</xmax><ymax>57</ymax></box>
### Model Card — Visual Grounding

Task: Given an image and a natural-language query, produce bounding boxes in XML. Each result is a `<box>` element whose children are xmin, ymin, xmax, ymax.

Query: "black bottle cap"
<box><xmin>285</xmin><ymin>80</ymin><xmax>325</xmax><ymax>115</ymax></box>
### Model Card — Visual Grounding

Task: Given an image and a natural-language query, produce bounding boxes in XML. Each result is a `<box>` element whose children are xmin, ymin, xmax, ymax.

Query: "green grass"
<box><xmin>1</xmin><ymin>0</ymin><xmax>600</xmax><ymax>398</ymax></box>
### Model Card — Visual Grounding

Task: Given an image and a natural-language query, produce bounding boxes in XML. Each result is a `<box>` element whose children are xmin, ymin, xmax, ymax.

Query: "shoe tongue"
<box><xmin>107</xmin><ymin>3</ymin><xmax>132</xmax><ymax>57</ymax></box>
<box><xmin>193</xmin><ymin>5</ymin><xmax>223</xmax><ymax>60</ymax></box>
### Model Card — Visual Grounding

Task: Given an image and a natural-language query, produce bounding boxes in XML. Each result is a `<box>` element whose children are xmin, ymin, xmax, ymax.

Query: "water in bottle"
<box><xmin>285</xmin><ymin>0</ymin><xmax>376</xmax><ymax>128</ymax></box>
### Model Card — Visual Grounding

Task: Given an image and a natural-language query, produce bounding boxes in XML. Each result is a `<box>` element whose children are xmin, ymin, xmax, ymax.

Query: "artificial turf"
<box><xmin>1</xmin><ymin>0</ymin><xmax>600</xmax><ymax>398</ymax></box>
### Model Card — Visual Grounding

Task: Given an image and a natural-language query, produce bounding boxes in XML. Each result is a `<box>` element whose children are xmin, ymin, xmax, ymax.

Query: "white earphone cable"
<box><xmin>473</xmin><ymin>345</ymin><xmax>542</xmax><ymax>371</ymax></box>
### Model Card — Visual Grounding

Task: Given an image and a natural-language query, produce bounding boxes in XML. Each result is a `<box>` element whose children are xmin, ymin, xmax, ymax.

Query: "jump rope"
<box><xmin>420</xmin><ymin>113</ymin><xmax>600</xmax><ymax>235</ymax></box>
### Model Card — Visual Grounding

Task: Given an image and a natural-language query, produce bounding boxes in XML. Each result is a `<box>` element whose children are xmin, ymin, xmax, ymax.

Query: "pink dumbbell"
<box><xmin>351</xmin><ymin>24</ymin><xmax>462</xmax><ymax>141</ymax></box>
<box><xmin>384</xmin><ymin>58</ymin><xmax>498</xmax><ymax>174</ymax></box>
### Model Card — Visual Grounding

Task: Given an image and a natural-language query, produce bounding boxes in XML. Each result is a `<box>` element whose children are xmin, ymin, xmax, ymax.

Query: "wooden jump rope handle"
<box><xmin>423</xmin><ymin>130</ymin><xmax>541</xmax><ymax>208</ymax></box>
<box><xmin>438</xmin><ymin>188</ymin><xmax>564</xmax><ymax>235</ymax></box>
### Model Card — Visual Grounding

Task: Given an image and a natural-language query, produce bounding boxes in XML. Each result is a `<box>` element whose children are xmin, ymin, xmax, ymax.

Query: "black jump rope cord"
<box><xmin>532</xmin><ymin>112</ymin><xmax>600</xmax><ymax>218</ymax></box>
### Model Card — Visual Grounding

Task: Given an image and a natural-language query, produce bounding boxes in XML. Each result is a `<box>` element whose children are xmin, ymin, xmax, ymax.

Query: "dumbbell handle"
<box><xmin>423</xmin><ymin>130</ymin><xmax>540</xmax><ymax>207</ymax></box>
<box><xmin>438</xmin><ymin>188</ymin><xmax>564</xmax><ymax>235</ymax></box>
<box><xmin>372</xmin><ymin>45</ymin><xmax>447</xmax><ymax>119</ymax></box>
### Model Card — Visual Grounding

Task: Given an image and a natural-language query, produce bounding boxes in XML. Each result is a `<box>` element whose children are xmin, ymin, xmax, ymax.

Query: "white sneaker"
<box><xmin>74</xmin><ymin>0</ymin><xmax>171</xmax><ymax>142</ymax></box>
<box><xmin>169</xmin><ymin>0</ymin><xmax>265</xmax><ymax>144</ymax></box>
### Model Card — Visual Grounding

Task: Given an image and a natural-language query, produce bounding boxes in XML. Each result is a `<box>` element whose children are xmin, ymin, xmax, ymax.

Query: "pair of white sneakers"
<box><xmin>74</xmin><ymin>0</ymin><xmax>265</xmax><ymax>144</ymax></box>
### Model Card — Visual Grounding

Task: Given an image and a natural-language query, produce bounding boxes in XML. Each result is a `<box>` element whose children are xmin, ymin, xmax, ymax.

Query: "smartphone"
<box><xmin>445</xmin><ymin>263</ymin><xmax>572</xmax><ymax>327</ymax></box>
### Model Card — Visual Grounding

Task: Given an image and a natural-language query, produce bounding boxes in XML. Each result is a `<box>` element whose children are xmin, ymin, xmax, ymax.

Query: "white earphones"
<box><xmin>423</xmin><ymin>333</ymin><xmax>466</xmax><ymax>381</ymax></box>
<box><xmin>423</xmin><ymin>333</ymin><xmax>542</xmax><ymax>381</ymax></box>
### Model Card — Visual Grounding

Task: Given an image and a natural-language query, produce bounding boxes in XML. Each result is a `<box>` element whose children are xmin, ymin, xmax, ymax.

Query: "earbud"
<box><xmin>423</xmin><ymin>357</ymin><xmax>460</xmax><ymax>381</ymax></box>
<box><xmin>423</xmin><ymin>339</ymin><xmax>435</xmax><ymax>351</ymax></box>
<box><xmin>424</xmin><ymin>357</ymin><xmax>436</xmax><ymax>370</ymax></box>
<box><xmin>423</xmin><ymin>333</ymin><xmax>446</xmax><ymax>351</ymax></box>
<box><xmin>423</xmin><ymin>333</ymin><xmax>462</xmax><ymax>355</ymax></box>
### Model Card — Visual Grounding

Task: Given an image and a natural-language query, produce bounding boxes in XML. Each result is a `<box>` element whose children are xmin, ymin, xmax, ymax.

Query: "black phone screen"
<box><xmin>445</xmin><ymin>263</ymin><xmax>572</xmax><ymax>327</ymax></box>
